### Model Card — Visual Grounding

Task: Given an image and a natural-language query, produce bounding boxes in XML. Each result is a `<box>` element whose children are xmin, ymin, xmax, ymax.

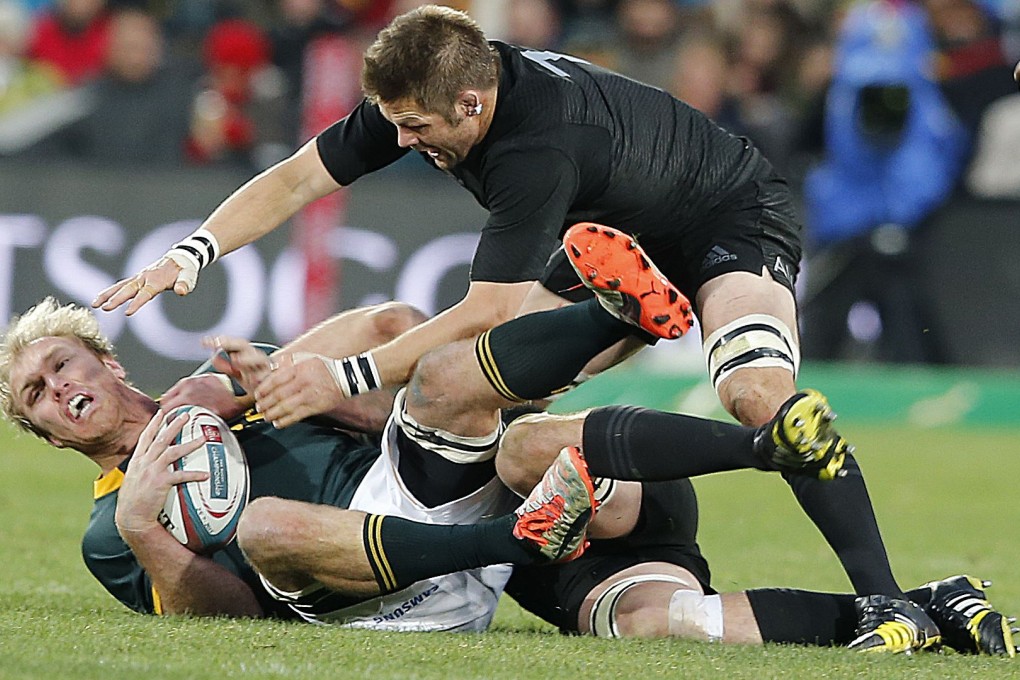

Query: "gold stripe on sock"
<box><xmin>474</xmin><ymin>332</ymin><xmax>522</xmax><ymax>402</ymax></box>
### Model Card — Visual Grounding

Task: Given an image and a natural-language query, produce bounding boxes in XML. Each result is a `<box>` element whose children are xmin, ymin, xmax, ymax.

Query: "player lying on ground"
<box><xmin>4</xmin><ymin>299</ymin><xmax>1014</xmax><ymax>654</ymax></box>
<box><xmin>0</xmin><ymin>297</ymin><xmax>593</xmax><ymax>629</ymax></box>
<box><xmin>92</xmin><ymin>5</ymin><xmax>924</xmax><ymax>641</ymax></box>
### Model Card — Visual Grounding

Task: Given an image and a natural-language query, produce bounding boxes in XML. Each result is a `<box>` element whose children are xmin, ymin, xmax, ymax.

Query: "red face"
<box><xmin>9</xmin><ymin>336</ymin><xmax>140</xmax><ymax>452</ymax></box>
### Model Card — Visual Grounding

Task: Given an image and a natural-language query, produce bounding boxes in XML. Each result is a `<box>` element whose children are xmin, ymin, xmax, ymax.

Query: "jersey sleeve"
<box><xmin>81</xmin><ymin>494</ymin><xmax>156</xmax><ymax>614</ymax></box>
<box><xmin>470</xmin><ymin>146</ymin><xmax>578</xmax><ymax>283</ymax></box>
<box><xmin>315</xmin><ymin>99</ymin><xmax>410</xmax><ymax>186</ymax></box>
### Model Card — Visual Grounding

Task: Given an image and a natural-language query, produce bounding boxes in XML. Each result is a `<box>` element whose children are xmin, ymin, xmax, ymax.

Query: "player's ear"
<box><xmin>102</xmin><ymin>356</ymin><xmax>127</xmax><ymax>380</ymax></box>
<box><xmin>458</xmin><ymin>90</ymin><xmax>483</xmax><ymax>117</ymax></box>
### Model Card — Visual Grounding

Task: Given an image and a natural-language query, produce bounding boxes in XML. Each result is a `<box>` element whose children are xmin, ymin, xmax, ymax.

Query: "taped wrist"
<box><xmin>323</xmin><ymin>352</ymin><xmax>382</xmax><ymax>398</ymax></box>
<box><xmin>168</xmin><ymin>228</ymin><xmax>220</xmax><ymax>270</ymax></box>
<box><xmin>165</xmin><ymin>228</ymin><xmax>221</xmax><ymax>292</ymax></box>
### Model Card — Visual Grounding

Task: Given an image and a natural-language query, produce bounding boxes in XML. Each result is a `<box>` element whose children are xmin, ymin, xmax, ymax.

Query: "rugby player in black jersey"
<box><xmin>2</xmin><ymin>299</ymin><xmax>1015</xmax><ymax>653</ymax></box>
<box><xmin>91</xmin><ymin>4</ymin><xmax>973</xmax><ymax>652</ymax></box>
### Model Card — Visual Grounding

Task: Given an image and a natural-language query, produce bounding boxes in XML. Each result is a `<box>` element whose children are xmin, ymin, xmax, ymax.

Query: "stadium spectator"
<box><xmin>3</xmin><ymin>298</ymin><xmax>1015</xmax><ymax>654</ymax></box>
<box><xmin>26</xmin><ymin>8</ymin><xmax>196</xmax><ymax>164</ymax></box>
<box><xmin>97</xmin><ymin>5</ymin><xmax>951</xmax><ymax>654</ymax></box>
<box><xmin>269</xmin><ymin>0</ymin><xmax>350</xmax><ymax>137</ymax></box>
<box><xmin>921</xmin><ymin>0</ymin><xmax>1019</xmax><ymax>197</ymax></box>
<box><xmin>26</xmin><ymin>0</ymin><xmax>111</xmax><ymax>86</ymax></box>
<box><xmin>926</xmin><ymin>0</ymin><xmax>1014</xmax><ymax>136</ymax></box>
<box><xmin>556</xmin><ymin>0</ymin><xmax>617</xmax><ymax>47</ymax></box>
<box><xmin>800</xmin><ymin>0</ymin><xmax>968</xmax><ymax>364</ymax></box>
<box><xmin>608</xmin><ymin>0</ymin><xmax>684</xmax><ymax>90</ymax></box>
<box><xmin>185</xmin><ymin>17</ymin><xmax>289</xmax><ymax>170</ymax></box>
<box><xmin>504</xmin><ymin>0</ymin><xmax>562</xmax><ymax>50</ymax></box>
<box><xmin>0</xmin><ymin>0</ymin><xmax>61</xmax><ymax>115</ymax></box>
<box><xmin>720</xmin><ymin>0</ymin><xmax>810</xmax><ymax>173</ymax></box>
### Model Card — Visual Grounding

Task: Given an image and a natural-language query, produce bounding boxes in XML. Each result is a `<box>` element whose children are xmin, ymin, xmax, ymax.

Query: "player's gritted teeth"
<box><xmin>67</xmin><ymin>391</ymin><xmax>94</xmax><ymax>421</ymax></box>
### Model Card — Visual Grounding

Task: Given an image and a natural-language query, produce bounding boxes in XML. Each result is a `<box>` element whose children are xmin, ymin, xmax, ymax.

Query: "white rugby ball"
<box><xmin>157</xmin><ymin>405</ymin><xmax>249</xmax><ymax>553</ymax></box>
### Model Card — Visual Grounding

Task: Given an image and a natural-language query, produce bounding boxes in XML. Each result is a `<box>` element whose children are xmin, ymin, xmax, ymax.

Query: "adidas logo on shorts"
<box><xmin>701</xmin><ymin>245</ymin><xmax>737</xmax><ymax>271</ymax></box>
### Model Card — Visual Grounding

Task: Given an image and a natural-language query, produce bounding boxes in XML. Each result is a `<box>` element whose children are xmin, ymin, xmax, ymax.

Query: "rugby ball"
<box><xmin>157</xmin><ymin>405</ymin><xmax>249</xmax><ymax>553</ymax></box>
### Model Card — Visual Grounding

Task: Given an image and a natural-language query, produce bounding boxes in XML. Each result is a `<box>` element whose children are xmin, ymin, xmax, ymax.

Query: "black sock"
<box><xmin>746</xmin><ymin>588</ymin><xmax>859</xmax><ymax>646</ymax></box>
<box><xmin>580</xmin><ymin>404</ymin><xmax>765</xmax><ymax>480</ymax></box>
<box><xmin>362</xmin><ymin>514</ymin><xmax>535</xmax><ymax>592</ymax></box>
<box><xmin>476</xmin><ymin>298</ymin><xmax>632</xmax><ymax>401</ymax></box>
<box><xmin>784</xmin><ymin>455</ymin><xmax>903</xmax><ymax>597</ymax></box>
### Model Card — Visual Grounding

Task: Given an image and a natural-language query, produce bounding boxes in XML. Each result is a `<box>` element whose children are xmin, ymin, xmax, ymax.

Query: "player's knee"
<box><xmin>406</xmin><ymin>345</ymin><xmax>456</xmax><ymax>411</ymax></box>
<box><xmin>611</xmin><ymin>590</ymin><xmax>669</xmax><ymax>637</ymax></box>
<box><xmin>496</xmin><ymin>414</ymin><xmax>547</xmax><ymax>493</ymax></box>
<box><xmin>236</xmin><ymin>497</ymin><xmax>293</xmax><ymax>566</ymax></box>
<box><xmin>718</xmin><ymin>373</ymin><xmax>792</xmax><ymax>427</ymax></box>
<box><xmin>588</xmin><ymin>578</ymin><xmax>675</xmax><ymax>638</ymax></box>
<box><xmin>704</xmin><ymin>314</ymin><xmax>799</xmax><ymax>426</ymax></box>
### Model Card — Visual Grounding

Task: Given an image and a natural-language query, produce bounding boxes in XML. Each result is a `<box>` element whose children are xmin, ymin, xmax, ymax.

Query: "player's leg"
<box><xmin>691</xmin><ymin>210</ymin><xmax>941</xmax><ymax>651</ymax></box>
<box><xmin>700</xmin><ymin>270</ymin><xmax>903</xmax><ymax>596</ymax></box>
<box><xmin>518</xmin><ymin>255</ymin><xmax>651</xmax><ymax>386</ymax></box>
<box><xmin>578</xmin><ymin>563</ymin><xmax>747</xmax><ymax>641</ymax></box>
<box><xmin>497</xmin><ymin>401</ymin><xmax>846</xmax><ymax>497</ymax></box>
<box><xmin>695</xmin><ymin>268</ymin><xmax>800</xmax><ymax>426</ymax></box>
<box><xmin>559</xmin><ymin>216</ymin><xmax>933</xmax><ymax>650</ymax></box>
<box><xmin>495</xmin><ymin>410</ymin><xmax>644</xmax><ymax>540</ymax></box>
<box><xmin>235</xmin><ymin>446</ymin><xmax>597</xmax><ymax>597</ymax></box>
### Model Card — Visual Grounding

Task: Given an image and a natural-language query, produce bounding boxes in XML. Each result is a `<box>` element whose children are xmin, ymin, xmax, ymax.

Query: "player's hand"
<box><xmin>160</xmin><ymin>374</ymin><xmax>246</xmax><ymax>422</ymax></box>
<box><xmin>204</xmin><ymin>335</ymin><xmax>274</xmax><ymax>396</ymax></box>
<box><xmin>92</xmin><ymin>255</ymin><xmax>190</xmax><ymax>316</ymax></box>
<box><xmin>115</xmin><ymin>410</ymin><xmax>207</xmax><ymax>538</ymax></box>
<box><xmin>253</xmin><ymin>352</ymin><xmax>345</xmax><ymax>428</ymax></box>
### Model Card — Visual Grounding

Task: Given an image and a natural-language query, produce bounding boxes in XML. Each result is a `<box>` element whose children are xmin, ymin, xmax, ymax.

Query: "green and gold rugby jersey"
<box><xmin>82</xmin><ymin>413</ymin><xmax>381</xmax><ymax>617</ymax></box>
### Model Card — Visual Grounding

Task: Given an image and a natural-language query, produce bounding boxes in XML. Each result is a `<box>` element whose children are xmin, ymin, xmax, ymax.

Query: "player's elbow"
<box><xmin>455</xmin><ymin>283</ymin><xmax>530</xmax><ymax>335</ymax></box>
<box><xmin>367</xmin><ymin>302</ymin><xmax>428</xmax><ymax>344</ymax></box>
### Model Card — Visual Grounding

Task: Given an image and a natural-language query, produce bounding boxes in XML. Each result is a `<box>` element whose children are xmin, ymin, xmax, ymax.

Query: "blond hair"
<box><xmin>0</xmin><ymin>297</ymin><xmax>115</xmax><ymax>434</ymax></box>
<box><xmin>362</xmin><ymin>5</ymin><xmax>498</xmax><ymax>121</ymax></box>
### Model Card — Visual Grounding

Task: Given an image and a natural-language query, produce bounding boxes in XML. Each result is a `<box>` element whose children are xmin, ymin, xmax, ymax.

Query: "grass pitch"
<box><xmin>1</xmin><ymin>420</ymin><xmax>1018</xmax><ymax>679</ymax></box>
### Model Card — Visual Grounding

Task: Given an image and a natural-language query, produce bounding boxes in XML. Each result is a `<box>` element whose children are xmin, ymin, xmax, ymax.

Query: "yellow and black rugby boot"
<box><xmin>921</xmin><ymin>575</ymin><xmax>1018</xmax><ymax>656</ymax></box>
<box><xmin>848</xmin><ymin>595</ymin><xmax>942</xmax><ymax>654</ymax></box>
<box><xmin>752</xmin><ymin>389</ymin><xmax>850</xmax><ymax>480</ymax></box>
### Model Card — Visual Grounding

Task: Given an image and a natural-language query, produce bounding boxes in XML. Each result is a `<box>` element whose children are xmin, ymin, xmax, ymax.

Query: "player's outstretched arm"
<box><xmin>115</xmin><ymin>410</ymin><xmax>263</xmax><ymax>617</ymax></box>
<box><xmin>254</xmin><ymin>280</ymin><xmax>533</xmax><ymax>428</ymax></box>
<box><xmin>92</xmin><ymin>139</ymin><xmax>341</xmax><ymax>316</ymax></box>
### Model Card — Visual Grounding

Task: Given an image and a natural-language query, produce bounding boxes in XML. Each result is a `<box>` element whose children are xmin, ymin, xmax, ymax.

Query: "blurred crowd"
<box><xmin>0</xmin><ymin>0</ymin><xmax>1016</xmax><ymax>179</ymax></box>
<box><xmin>2</xmin><ymin>0</ymin><xmax>1019</xmax><ymax>362</ymax></box>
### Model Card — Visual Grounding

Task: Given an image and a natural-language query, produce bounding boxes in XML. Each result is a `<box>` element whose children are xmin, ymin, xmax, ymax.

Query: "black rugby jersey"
<box><xmin>82</xmin><ymin>414</ymin><xmax>380</xmax><ymax>617</ymax></box>
<box><xmin>315</xmin><ymin>41</ymin><xmax>773</xmax><ymax>284</ymax></box>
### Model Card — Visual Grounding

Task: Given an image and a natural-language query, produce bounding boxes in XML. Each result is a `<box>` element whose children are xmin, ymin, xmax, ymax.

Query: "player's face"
<box><xmin>9</xmin><ymin>336</ymin><xmax>134</xmax><ymax>450</ymax></box>
<box><xmin>378</xmin><ymin>98</ymin><xmax>481</xmax><ymax>170</ymax></box>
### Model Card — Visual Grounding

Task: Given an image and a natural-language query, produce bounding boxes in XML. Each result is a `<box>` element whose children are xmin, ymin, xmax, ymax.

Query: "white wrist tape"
<box><xmin>321</xmin><ymin>352</ymin><xmax>382</xmax><ymax>398</ymax></box>
<box><xmin>165</xmin><ymin>228</ymin><xmax>221</xmax><ymax>294</ymax></box>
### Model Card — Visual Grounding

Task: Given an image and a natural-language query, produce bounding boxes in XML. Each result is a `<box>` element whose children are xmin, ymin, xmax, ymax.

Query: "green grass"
<box><xmin>1</xmin><ymin>421</ymin><xmax>1018</xmax><ymax>679</ymax></box>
